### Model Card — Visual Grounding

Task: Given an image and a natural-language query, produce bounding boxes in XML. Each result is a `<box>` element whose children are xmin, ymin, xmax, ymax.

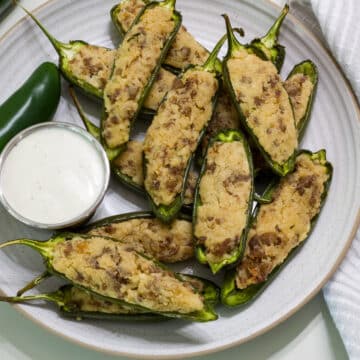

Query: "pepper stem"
<box><xmin>68</xmin><ymin>87</ymin><xmax>100</xmax><ymax>141</ymax></box>
<box><xmin>0</xmin><ymin>290</ymin><xmax>65</xmax><ymax>307</ymax></box>
<box><xmin>14</xmin><ymin>0</ymin><xmax>70</xmax><ymax>57</ymax></box>
<box><xmin>261</xmin><ymin>4</ymin><xmax>289</xmax><ymax>48</ymax></box>
<box><xmin>203</xmin><ymin>34</ymin><xmax>227</xmax><ymax>73</ymax></box>
<box><xmin>17</xmin><ymin>271</ymin><xmax>51</xmax><ymax>297</ymax></box>
<box><xmin>161</xmin><ymin>0</ymin><xmax>176</xmax><ymax>10</ymax></box>
<box><xmin>222</xmin><ymin>14</ymin><xmax>244</xmax><ymax>57</ymax></box>
<box><xmin>203</xmin><ymin>28</ymin><xmax>244</xmax><ymax>73</ymax></box>
<box><xmin>0</xmin><ymin>239</ymin><xmax>52</xmax><ymax>259</ymax></box>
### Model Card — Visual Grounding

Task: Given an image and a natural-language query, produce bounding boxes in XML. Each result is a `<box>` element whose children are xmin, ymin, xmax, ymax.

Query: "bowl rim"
<box><xmin>0</xmin><ymin>121</ymin><xmax>110</xmax><ymax>229</ymax></box>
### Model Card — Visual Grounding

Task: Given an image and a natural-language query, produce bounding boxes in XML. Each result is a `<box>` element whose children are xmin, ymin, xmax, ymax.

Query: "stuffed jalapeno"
<box><xmin>81</xmin><ymin>211</ymin><xmax>194</xmax><ymax>263</ymax></box>
<box><xmin>102</xmin><ymin>0</ymin><xmax>182</xmax><ymax>155</ymax></box>
<box><xmin>222</xmin><ymin>15</ymin><xmax>298</xmax><ymax>176</ymax></box>
<box><xmin>143</xmin><ymin>35</ymin><xmax>226</xmax><ymax>222</ymax></box>
<box><xmin>221</xmin><ymin>150</ymin><xmax>332</xmax><ymax>306</ymax></box>
<box><xmin>284</xmin><ymin>60</ymin><xmax>318</xmax><ymax>141</ymax></box>
<box><xmin>0</xmin><ymin>233</ymin><xmax>218</xmax><ymax>321</ymax></box>
<box><xmin>193</xmin><ymin>130</ymin><xmax>253</xmax><ymax>273</ymax></box>
<box><xmin>2</xmin><ymin>273</ymin><xmax>219</xmax><ymax>321</ymax></box>
<box><xmin>69</xmin><ymin>87</ymin><xmax>197</xmax><ymax>205</ymax></box>
<box><xmin>111</xmin><ymin>0</ymin><xmax>209</xmax><ymax>71</ymax></box>
<box><xmin>17</xmin><ymin>2</ymin><xmax>178</xmax><ymax>119</ymax></box>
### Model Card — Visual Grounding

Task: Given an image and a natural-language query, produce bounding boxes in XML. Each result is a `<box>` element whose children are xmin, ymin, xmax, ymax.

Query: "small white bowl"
<box><xmin>0</xmin><ymin>122</ymin><xmax>110</xmax><ymax>229</ymax></box>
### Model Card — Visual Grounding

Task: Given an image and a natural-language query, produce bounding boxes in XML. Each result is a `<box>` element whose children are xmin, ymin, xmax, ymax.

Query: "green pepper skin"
<box><xmin>221</xmin><ymin>150</ymin><xmax>333</xmax><ymax>307</ymax></box>
<box><xmin>4</xmin><ymin>272</ymin><xmax>219</xmax><ymax>321</ymax></box>
<box><xmin>144</xmin><ymin>34</ymin><xmax>228</xmax><ymax>223</ymax></box>
<box><xmin>0</xmin><ymin>233</ymin><xmax>218</xmax><ymax>321</ymax></box>
<box><xmin>0</xmin><ymin>284</ymin><xmax>163</xmax><ymax>321</ymax></box>
<box><xmin>0</xmin><ymin>0</ymin><xmax>12</xmax><ymax>17</ymax></box>
<box><xmin>16</xmin><ymin>3</ymin><xmax>156</xmax><ymax>120</ymax></box>
<box><xmin>101</xmin><ymin>0</ymin><xmax>182</xmax><ymax>156</ymax></box>
<box><xmin>250</xmin><ymin>4</ymin><xmax>289</xmax><ymax>72</ymax></box>
<box><xmin>222</xmin><ymin>14</ymin><xmax>296</xmax><ymax>177</ymax></box>
<box><xmin>0</xmin><ymin>62</ymin><xmax>61</xmax><ymax>152</ymax></box>
<box><xmin>193</xmin><ymin>129</ymin><xmax>254</xmax><ymax>273</ymax></box>
<box><xmin>287</xmin><ymin>60</ymin><xmax>318</xmax><ymax>142</ymax></box>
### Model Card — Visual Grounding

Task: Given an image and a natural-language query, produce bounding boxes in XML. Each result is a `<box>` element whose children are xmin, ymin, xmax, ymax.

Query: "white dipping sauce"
<box><xmin>0</xmin><ymin>126</ymin><xmax>106</xmax><ymax>225</ymax></box>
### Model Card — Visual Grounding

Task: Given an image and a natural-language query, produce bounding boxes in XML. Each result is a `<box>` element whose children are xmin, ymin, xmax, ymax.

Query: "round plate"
<box><xmin>0</xmin><ymin>0</ymin><xmax>359</xmax><ymax>358</ymax></box>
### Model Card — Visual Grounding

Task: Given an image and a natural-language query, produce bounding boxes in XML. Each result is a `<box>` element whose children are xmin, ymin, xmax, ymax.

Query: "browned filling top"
<box><xmin>201</xmin><ymin>88</ymin><xmax>239</xmax><ymax>152</ymax></box>
<box><xmin>235</xmin><ymin>154</ymin><xmax>329</xmax><ymax>289</ymax></box>
<box><xmin>103</xmin><ymin>5</ymin><xmax>175</xmax><ymax>148</ymax></box>
<box><xmin>53</xmin><ymin>236</ymin><xmax>204</xmax><ymax>314</ymax></box>
<box><xmin>284</xmin><ymin>73</ymin><xmax>314</xmax><ymax>128</ymax></box>
<box><xmin>86</xmin><ymin>217</ymin><xmax>194</xmax><ymax>263</ymax></box>
<box><xmin>144</xmin><ymin>69</ymin><xmax>218</xmax><ymax>206</ymax></box>
<box><xmin>112</xmin><ymin>140</ymin><xmax>144</xmax><ymax>186</ymax></box>
<box><xmin>67</xmin><ymin>286</ymin><xmax>143</xmax><ymax>314</ymax></box>
<box><xmin>194</xmin><ymin>141</ymin><xmax>252</xmax><ymax>264</ymax></box>
<box><xmin>67</xmin><ymin>45</ymin><xmax>115</xmax><ymax>93</ymax></box>
<box><xmin>115</xmin><ymin>0</ymin><xmax>146</xmax><ymax>33</ymax></box>
<box><xmin>227</xmin><ymin>49</ymin><xmax>298</xmax><ymax>164</ymax></box>
<box><xmin>115</xmin><ymin>0</ymin><xmax>208</xmax><ymax>69</ymax></box>
<box><xmin>111</xmin><ymin>140</ymin><xmax>197</xmax><ymax>204</ymax></box>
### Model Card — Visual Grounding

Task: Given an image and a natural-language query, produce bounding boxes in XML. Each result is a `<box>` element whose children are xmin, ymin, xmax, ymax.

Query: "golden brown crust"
<box><xmin>284</xmin><ymin>74</ymin><xmax>314</xmax><ymax>128</ymax></box>
<box><xmin>115</xmin><ymin>0</ymin><xmax>208</xmax><ymax>69</ymax></box>
<box><xmin>235</xmin><ymin>154</ymin><xmax>329</xmax><ymax>289</ymax></box>
<box><xmin>86</xmin><ymin>217</ymin><xmax>194</xmax><ymax>263</ymax></box>
<box><xmin>68</xmin><ymin>286</ymin><xmax>142</xmax><ymax>314</ymax></box>
<box><xmin>112</xmin><ymin>140</ymin><xmax>144</xmax><ymax>186</ymax></box>
<box><xmin>227</xmin><ymin>49</ymin><xmax>298</xmax><ymax>164</ymax></box>
<box><xmin>67</xmin><ymin>45</ymin><xmax>115</xmax><ymax>92</ymax></box>
<box><xmin>194</xmin><ymin>141</ymin><xmax>252</xmax><ymax>264</ymax></box>
<box><xmin>103</xmin><ymin>5</ymin><xmax>175</xmax><ymax>148</ymax></box>
<box><xmin>53</xmin><ymin>236</ymin><xmax>204</xmax><ymax>313</ymax></box>
<box><xmin>144</xmin><ymin>69</ymin><xmax>218</xmax><ymax>206</ymax></box>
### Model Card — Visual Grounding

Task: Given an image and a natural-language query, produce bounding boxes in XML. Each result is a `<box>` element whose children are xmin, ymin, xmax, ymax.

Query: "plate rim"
<box><xmin>0</xmin><ymin>0</ymin><xmax>359</xmax><ymax>358</ymax></box>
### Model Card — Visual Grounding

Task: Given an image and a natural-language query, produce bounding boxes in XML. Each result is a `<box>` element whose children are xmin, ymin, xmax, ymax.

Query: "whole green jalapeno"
<box><xmin>0</xmin><ymin>62</ymin><xmax>61</xmax><ymax>152</ymax></box>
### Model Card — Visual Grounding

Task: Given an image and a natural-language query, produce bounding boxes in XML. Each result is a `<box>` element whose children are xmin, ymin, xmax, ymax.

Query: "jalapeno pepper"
<box><xmin>284</xmin><ymin>60</ymin><xmax>318</xmax><ymax>141</ymax></box>
<box><xmin>143</xmin><ymin>34</ymin><xmax>227</xmax><ymax>222</ymax></box>
<box><xmin>0</xmin><ymin>62</ymin><xmax>61</xmax><ymax>152</ymax></box>
<box><xmin>0</xmin><ymin>233</ymin><xmax>218</xmax><ymax>321</ymax></box>
<box><xmin>2</xmin><ymin>271</ymin><xmax>219</xmax><ymax>321</ymax></box>
<box><xmin>101</xmin><ymin>0</ymin><xmax>182</xmax><ymax>157</ymax></box>
<box><xmin>222</xmin><ymin>15</ymin><xmax>298</xmax><ymax>177</ymax></box>
<box><xmin>15</xmin><ymin>2</ymin><xmax>158</xmax><ymax>120</ymax></box>
<box><xmin>69</xmin><ymin>87</ymin><xmax>196</xmax><ymax>209</ymax></box>
<box><xmin>0</xmin><ymin>0</ymin><xmax>12</xmax><ymax>18</ymax></box>
<box><xmin>81</xmin><ymin>211</ymin><xmax>194</xmax><ymax>263</ymax></box>
<box><xmin>193</xmin><ymin>129</ymin><xmax>254</xmax><ymax>274</ymax></box>
<box><xmin>221</xmin><ymin>150</ymin><xmax>333</xmax><ymax>306</ymax></box>
<box><xmin>111</xmin><ymin>0</ymin><xmax>209</xmax><ymax>72</ymax></box>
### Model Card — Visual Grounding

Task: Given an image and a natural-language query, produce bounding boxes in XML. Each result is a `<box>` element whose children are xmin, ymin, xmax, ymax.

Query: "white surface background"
<box><xmin>0</xmin><ymin>1</ymin><xmax>349</xmax><ymax>359</ymax></box>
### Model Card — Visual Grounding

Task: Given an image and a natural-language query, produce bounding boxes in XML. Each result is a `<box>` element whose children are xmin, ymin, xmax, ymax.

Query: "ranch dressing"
<box><xmin>0</xmin><ymin>126</ymin><xmax>106</xmax><ymax>225</ymax></box>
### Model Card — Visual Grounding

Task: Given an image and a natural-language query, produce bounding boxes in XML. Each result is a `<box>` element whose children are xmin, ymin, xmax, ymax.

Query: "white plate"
<box><xmin>0</xmin><ymin>0</ymin><xmax>359</xmax><ymax>358</ymax></box>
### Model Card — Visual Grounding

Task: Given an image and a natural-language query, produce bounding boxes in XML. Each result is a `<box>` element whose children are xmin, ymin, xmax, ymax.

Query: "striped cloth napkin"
<box><xmin>274</xmin><ymin>0</ymin><xmax>360</xmax><ymax>358</ymax></box>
